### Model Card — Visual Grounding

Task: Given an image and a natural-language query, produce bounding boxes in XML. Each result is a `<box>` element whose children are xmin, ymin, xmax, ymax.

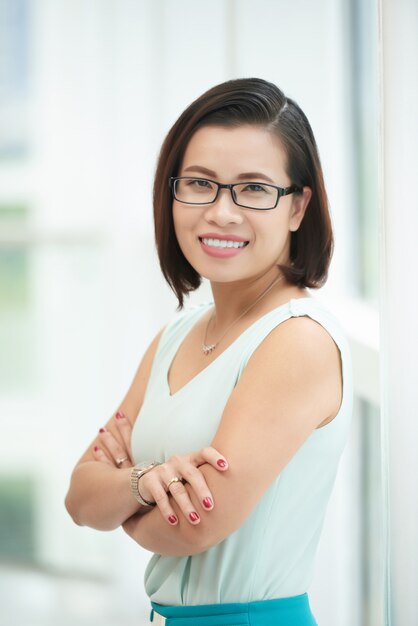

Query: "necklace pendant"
<box><xmin>202</xmin><ymin>343</ymin><xmax>216</xmax><ymax>356</ymax></box>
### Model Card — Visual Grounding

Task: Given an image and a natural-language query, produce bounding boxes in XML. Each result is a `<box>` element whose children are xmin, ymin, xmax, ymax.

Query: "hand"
<box><xmin>134</xmin><ymin>448</ymin><xmax>229</xmax><ymax>526</ymax></box>
<box><xmin>92</xmin><ymin>411</ymin><xmax>229</xmax><ymax>526</ymax></box>
<box><xmin>92</xmin><ymin>410</ymin><xmax>134</xmax><ymax>469</ymax></box>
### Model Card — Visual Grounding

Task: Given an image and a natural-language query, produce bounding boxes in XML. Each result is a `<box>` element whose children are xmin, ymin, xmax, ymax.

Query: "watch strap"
<box><xmin>130</xmin><ymin>462</ymin><xmax>161</xmax><ymax>507</ymax></box>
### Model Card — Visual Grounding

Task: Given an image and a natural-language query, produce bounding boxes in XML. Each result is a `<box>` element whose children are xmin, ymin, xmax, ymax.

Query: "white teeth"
<box><xmin>201</xmin><ymin>238</ymin><xmax>246</xmax><ymax>249</ymax></box>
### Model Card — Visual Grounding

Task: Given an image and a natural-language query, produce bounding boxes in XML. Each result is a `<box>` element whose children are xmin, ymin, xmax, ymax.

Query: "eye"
<box><xmin>187</xmin><ymin>178</ymin><xmax>212</xmax><ymax>189</ymax></box>
<box><xmin>241</xmin><ymin>183</ymin><xmax>269</xmax><ymax>193</ymax></box>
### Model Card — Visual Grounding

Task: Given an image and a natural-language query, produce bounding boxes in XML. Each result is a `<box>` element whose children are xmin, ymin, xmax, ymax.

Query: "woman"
<box><xmin>65</xmin><ymin>77</ymin><xmax>353</xmax><ymax>626</ymax></box>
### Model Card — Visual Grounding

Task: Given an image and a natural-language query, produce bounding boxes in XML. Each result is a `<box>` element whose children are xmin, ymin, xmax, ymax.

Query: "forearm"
<box><xmin>123</xmin><ymin>483</ymin><xmax>215</xmax><ymax>556</ymax></box>
<box><xmin>65</xmin><ymin>462</ymin><xmax>147</xmax><ymax>531</ymax></box>
<box><xmin>124</xmin><ymin>508</ymin><xmax>206</xmax><ymax>557</ymax></box>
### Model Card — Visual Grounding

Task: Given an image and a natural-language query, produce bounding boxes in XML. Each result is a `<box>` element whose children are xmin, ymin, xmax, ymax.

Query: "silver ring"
<box><xmin>166</xmin><ymin>476</ymin><xmax>181</xmax><ymax>491</ymax></box>
<box><xmin>116</xmin><ymin>456</ymin><xmax>128</xmax><ymax>467</ymax></box>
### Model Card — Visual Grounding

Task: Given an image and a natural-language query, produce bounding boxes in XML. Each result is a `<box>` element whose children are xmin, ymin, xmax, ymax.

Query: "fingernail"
<box><xmin>99</xmin><ymin>428</ymin><xmax>106</xmax><ymax>433</ymax></box>
<box><xmin>189</xmin><ymin>511</ymin><xmax>200</xmax><ymax>522</ymax></box>
<box><xmin>93</xmin><ymin>446</ymin><xmax>100</xmax><ymax>452</ymax></box>
<box><xmin>168</xmin><ymin>514</ymin><xmax>177</xmax><ymax>525</ymax></box>
<box><xmin>115</xmin><ymin>411</ymin><xmax>125</xmax><ymax>419</ymax></box>
<box><xmin>217</xmin><ymin>459</ymin><xmax>227</xmax><ymax>468</ymax></box>
<box><xmin>202</xmin><ymin>497</ymin><xmax>213</xmax><ymax>509</ymax></box>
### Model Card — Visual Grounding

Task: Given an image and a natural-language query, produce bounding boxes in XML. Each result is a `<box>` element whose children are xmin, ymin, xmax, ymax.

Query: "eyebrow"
<box><xmin>182</xmin><ymin>165</ymin><xmax>275</xmax><ymax>183</ymax></box>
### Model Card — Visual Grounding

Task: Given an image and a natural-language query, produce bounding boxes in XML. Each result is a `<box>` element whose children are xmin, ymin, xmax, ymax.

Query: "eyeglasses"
<box><xmin>169</xmin><ymin>176</ymin><xmax>303</xmax><ymax>210</ymax></box>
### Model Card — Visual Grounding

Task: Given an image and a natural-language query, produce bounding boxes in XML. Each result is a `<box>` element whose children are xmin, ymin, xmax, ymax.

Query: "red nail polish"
<box><xmin>93</xmin><ymin>446</ymin><xmax>100</xmax><ymax>452</ymax></box>
<box><xmin>99</xmin><ymin>428</ymin><xmax>106</xmax><ymax>433</ymax></box>
<box><xmin>168</xmin><ymin>514</ymin><xmax>177</xmax><ymax>524</ymax></box>
<box><xmin>202</xmin><ymin>497</ymin><xmax>212</xmax><ymax>509</ymax></box>
<box><xmin>189</xmin><ymin>511</ymin><xmax>200</xmax><ymax>522</ymax></box>
<box><xmin>115</xmin><ymin>411</ymin><xmax>125</xmax><ymax>419</ymax></box>
<box><xmin>217</xmin><ymin>459</ymin><xmax>227</xmax><ymax>468</ymax></box>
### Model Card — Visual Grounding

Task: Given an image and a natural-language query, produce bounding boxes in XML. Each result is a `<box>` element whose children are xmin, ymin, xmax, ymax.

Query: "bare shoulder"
<box><xmin>250</xmin><ymin>313</ymin><xmax>340</xmax><ymax>361</ymax></box>
<box><xmin>275</xmin><ymin>314</ymin><xmax>340</xmax><ymax>354</ymax></box>
<box><xmin>241</xmin><ymin>314</ymin><xmax>343</xmax><ymax>427</ymax></box>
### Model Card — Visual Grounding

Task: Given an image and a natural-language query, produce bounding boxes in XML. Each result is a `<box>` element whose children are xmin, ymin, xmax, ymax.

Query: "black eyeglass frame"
<box><xmin>169</xmin><ymin>176</ymin><xmax>303</xmax><ymax>210</ymax></box>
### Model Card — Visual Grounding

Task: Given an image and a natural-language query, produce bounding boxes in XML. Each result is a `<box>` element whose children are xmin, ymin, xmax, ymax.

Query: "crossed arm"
<box><xmin>123</xmin><ymin>318</ymin><xmax>341</xmax><ymax>556</ymax></box>
<box><xmin>120</xmin><ymin>316</ymin><xmax>342</xmax><ymax>556</ymax></box>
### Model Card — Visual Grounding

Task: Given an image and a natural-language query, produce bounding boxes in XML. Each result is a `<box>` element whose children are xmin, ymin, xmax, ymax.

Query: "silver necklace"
<box><xmin>202</xmin><ymin>273</ymin><xmax>284</xmax><ymax>355</ymax></box>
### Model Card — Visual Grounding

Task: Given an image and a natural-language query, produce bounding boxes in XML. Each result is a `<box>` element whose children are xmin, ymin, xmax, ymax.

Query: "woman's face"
<box><xmin>172</xmin><ymin>124</ymin><xmax>311</xmax><ymax>285</ymax></box>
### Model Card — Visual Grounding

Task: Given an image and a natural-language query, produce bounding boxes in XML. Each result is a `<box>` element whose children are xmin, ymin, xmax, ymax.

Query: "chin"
<box><xmin>190</xmin><ymin>264</ymin><xmax>225</xmax><ymax>280</ymax></box>
<box><xmin>201</xmin><ymin>270</ymin><xmax>255</xmax><ymax>285</ymax></box>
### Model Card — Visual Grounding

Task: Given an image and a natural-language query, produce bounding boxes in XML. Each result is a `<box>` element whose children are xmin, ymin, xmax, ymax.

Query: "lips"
<box><xmin>198</xmin><ymin>232</ymin><xmax>250</xmax><ymax>243</ymax></box>
<box><xmin>198</xmin><ymin>237</ymin><xmax>250</xmax><ymax>248</ymax></box>
<box><xmin>199</xmin><ymin>237</ymin><xmax>249</xmax><ymax>250</ymax></box>
<box><xmin>198</xmin><ymin>236</ymin><xmax>249</xmax><ymax>259</ymax></box>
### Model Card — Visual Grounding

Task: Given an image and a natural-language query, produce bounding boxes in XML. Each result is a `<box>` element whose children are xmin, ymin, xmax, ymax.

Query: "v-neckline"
<box><xmin>166</xmin><ymin>303</ymin><xmax>220</xmax><ymax>399</ymax></box>
<box><xmin>166</xmin><ymin>296</ymin><xmax>314</xmax><ymax>399</ymax></box>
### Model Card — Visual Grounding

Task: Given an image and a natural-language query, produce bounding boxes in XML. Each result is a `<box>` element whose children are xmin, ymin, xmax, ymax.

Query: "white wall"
<box><xmin>381</xmin><ymin>1</ymin><xmax>418</xmax><ymax>624</ymax></box>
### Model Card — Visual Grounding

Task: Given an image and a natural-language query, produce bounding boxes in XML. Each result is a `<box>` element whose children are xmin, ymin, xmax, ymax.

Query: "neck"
<box><xmin>207</xmin><ymin>270</ymin><xmax>288</xmax><ymax>331</ymax></box>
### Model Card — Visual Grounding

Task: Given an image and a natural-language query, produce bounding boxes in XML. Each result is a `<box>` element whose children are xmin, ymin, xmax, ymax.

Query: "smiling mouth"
<box><xmin>198</xmin><ymin>237</ymin><xmax>250</xmax><ymax>249</ymax></box>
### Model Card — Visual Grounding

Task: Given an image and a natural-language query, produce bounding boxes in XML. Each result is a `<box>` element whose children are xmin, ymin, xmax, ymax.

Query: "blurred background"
<box><xmin>0</xmin><ymin>0</ymin><xmax>416</xmax><ymax>625</ymax></box>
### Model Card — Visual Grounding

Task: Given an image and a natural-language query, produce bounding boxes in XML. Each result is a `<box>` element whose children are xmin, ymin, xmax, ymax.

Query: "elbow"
<box><xmin>64</xmin><ymin>469</ymin><xmax>85</xmax><ymax>526</ymax></box>
<box><xmin>64</xmin><ymin>493</ymin><xmax>118</xmax><ymax>531</ymax></box>
<box><xmin>64</xmin><ymin>492</ymin><xmax>84</xmax><ymax>527</ymax></box>
<box><xmin>64</xmin><ymin>465</ymin><xmax>121</xmax><ymax>531</ymax></box>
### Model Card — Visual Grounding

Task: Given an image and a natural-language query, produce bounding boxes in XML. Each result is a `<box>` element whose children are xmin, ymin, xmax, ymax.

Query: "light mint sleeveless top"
<box><xmin>131</xmin><ymin>296</ymin><xmax>353</xmax><ymax>605</ymax></box>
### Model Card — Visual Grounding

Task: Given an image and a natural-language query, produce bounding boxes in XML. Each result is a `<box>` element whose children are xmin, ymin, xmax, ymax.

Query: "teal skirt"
<box><xmin>150</xmin><ymin>593</ymin><xmax>318</xmax><ymax>625</ymax></box>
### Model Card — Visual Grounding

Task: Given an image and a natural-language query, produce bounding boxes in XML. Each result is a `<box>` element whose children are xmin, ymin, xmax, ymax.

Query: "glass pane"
<box><xmin>359</xmin><ymin>401</ymin><xmax>385</xmax><ymax>625</ymax></box>
<box><xmin>349</xmin><ymin>0</ymin><xmax>379</xmax><ymax>306</ymax></box>
<box><xmin>0</xmin><ymin>475</ymin><xmax>36</xmax><ymax>562</ymax></box>
<box><xmin>0</xmin><ymin>0</ymin><xmax>30</xmax><ymax>159</ymax></box>
<box><xmin>0</xmin><ymin>205</ymin><xmax>36</xmax><ymax>394</ymax></box>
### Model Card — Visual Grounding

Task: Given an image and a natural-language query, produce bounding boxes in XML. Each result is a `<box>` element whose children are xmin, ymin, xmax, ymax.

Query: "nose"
<box><xmin>204</xmin><ymin>187</ymin><xmax>244</xmax><ymax>225</ymax></box>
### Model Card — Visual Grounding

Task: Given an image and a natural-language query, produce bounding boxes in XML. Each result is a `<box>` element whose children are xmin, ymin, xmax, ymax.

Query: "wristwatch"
<box><xmin>130</xmin><ymin>461</ymin><xmax>161</xmax><ymax>507</ymax></box>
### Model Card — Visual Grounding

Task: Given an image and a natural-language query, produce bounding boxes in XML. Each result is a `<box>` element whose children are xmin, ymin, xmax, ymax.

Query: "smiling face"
<box><xmin>172</xmin><ymin>124</ymin><xmax>311</xmax><ymax>285</ymax></box>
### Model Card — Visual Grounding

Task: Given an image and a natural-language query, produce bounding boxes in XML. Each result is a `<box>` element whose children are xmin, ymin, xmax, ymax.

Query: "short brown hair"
<box><xmin>153</xmin><ymin>77</ymin><xmax>333</xmax><ymax>310</ymax></box>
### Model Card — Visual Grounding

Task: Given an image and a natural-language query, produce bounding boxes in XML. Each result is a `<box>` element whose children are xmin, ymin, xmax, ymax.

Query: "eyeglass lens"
<box><xmin>174</xmin><ymin>178</ymin><xmax>278</xmax><ymax>209</ymax></box>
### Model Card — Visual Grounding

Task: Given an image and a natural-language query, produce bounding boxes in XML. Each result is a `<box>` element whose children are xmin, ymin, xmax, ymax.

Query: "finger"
<box><xmin>92</xmin><ymin>445</ymin><xmax>114</xmax><ymax>466</ymax></box>
<box><xmin>157</xmin><ymin>469</ymin><xmax>201</xmax><ymax>524</ymax></box>
<box><xmin>190</xmin><ymin>446</ymin><xmax>229</xmax><ymax>471</ymax></box>
<box><xmin>113</xmin><ymin>411</ymin><xmax>134</xmax><ymax>462</ymax></box>
<box><xmin>97</xmin><ymin>427</ymin><xmax>131</xmax><ymax>468</ymax></box>
<box><xmin>139</xmin><ymin>474</ymin><xmax>180</xmax><ymax>527</ymax></box>
<box><xmin>175</xmin><ymin>464</ymin><xmax>215</xmax><ymax>511</ymax></box>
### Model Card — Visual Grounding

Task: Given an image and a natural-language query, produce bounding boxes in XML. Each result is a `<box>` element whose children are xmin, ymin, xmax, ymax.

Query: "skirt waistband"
<box><xmin>150</xmin><ymin>593</ymin><xmax>318</xmax><ymax>626</ymax></box>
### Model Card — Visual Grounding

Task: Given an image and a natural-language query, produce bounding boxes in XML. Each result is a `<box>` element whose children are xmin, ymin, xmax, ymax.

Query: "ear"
<box><xmin>289</xmin><ymin>187</ymin><xmax>312</xmax><ymax>232</ymax></box>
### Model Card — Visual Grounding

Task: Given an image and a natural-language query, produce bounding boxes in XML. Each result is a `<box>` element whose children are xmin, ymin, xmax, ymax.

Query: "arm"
<box><xmin>122</xmin><ymin>316</ymin><xmax>343</xmax><ymax>555</ymax></box>
<box><xmin>64</xmin><ymin>325</ymin><xmax>165</xmax><ymax>530</ymax></box>
<box><xmin>65</xmin><ymin>326</ymin><xmax>229</xmax><ymax>531</ymax></box>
